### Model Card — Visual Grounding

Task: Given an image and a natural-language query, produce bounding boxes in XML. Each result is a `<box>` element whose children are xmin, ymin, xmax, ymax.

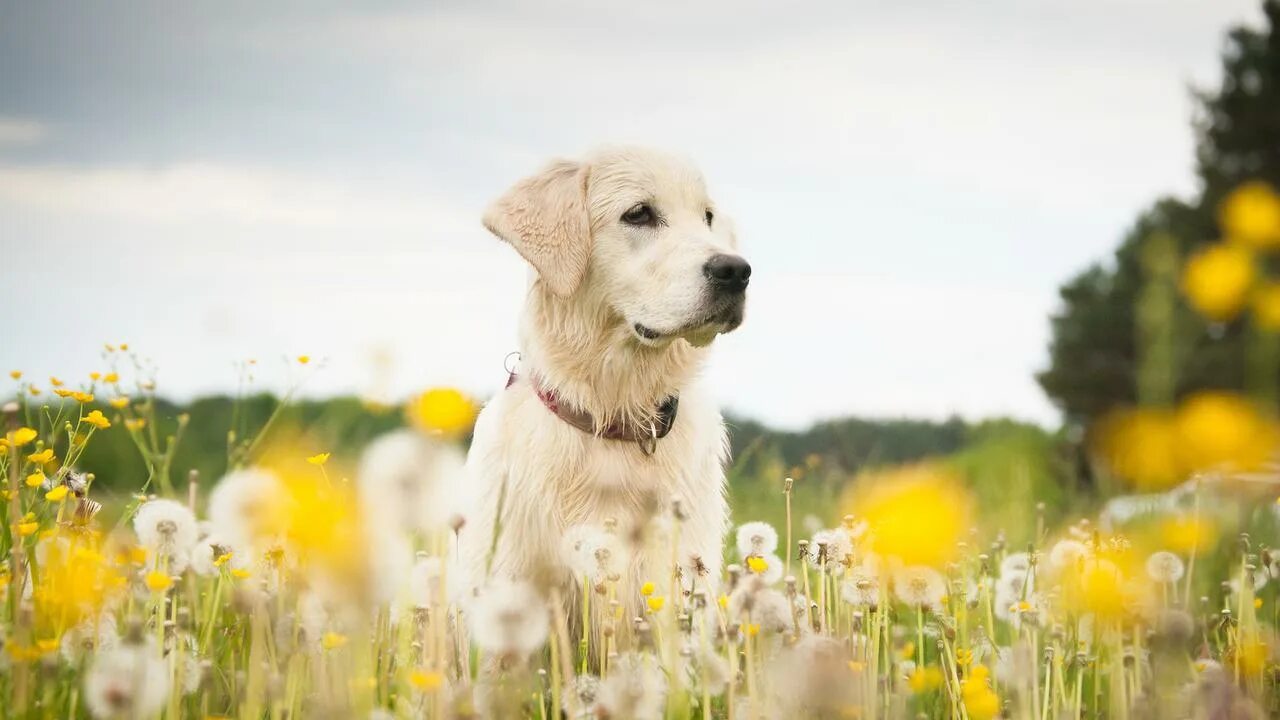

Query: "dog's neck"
<box><xmin>518</xmin><ymin>284</ymin><xmax>706</xmax><ymax>431</ymax></box>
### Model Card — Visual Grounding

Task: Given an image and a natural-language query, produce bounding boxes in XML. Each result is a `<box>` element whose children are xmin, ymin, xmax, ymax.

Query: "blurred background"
<box><xmin>2</xmin><ymin>1</ymin><xmax>1278</xmax><ymax>540</ymax></box>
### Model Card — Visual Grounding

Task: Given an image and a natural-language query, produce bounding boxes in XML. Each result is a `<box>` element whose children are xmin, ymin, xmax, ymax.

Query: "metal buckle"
<box><xmin>637</xmin><ymin>420</ymin><xmax>658</xmax><ymax>456</ymax></box>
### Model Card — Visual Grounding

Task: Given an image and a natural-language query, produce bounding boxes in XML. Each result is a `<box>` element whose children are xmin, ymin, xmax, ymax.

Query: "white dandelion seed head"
<box><xmin>1145</xmin><ymin>551</ymin><xmax>1186</xmax><ymax>583</ymax></box>
<box><xmin>686</xmin><ymin>646</ymin><xmax>731</xmax><ymax>697</ymax></box>
<box><xmin>561</xmin><ymin>524</ymin><xmax>629</xmax><ymax>582</ymax></box>
<box><xmin>892</xmin><ymin>566</ymin><xmax>946</xmax><ymax>609</ymax></box>
<box><xmin>407</xmin><ymin>555</ymin><xmax>447</xmax><ymax>609</ymax></box>
<box><xmin>207</xmin><ymin>468</ymin><xmax>288</xmax><ymax>549</ymax></box>
<box><xmin>188</xmin><ymin>531</ymin><xmax>249</xmax><ymax>577</ymax></box>
<box><xmin>753</xmin><ymin>588</ymin><xmax>794</xmax><ymax>634</ymax></box>
<box><xmin>83</xmin><ymin>637</ymin><xmax>169</xmax><ymax>720</ymax></box>
<box><xmin>468</xmin><ymin>580</ymin><xmax>549</xmax><ymax>657</ymax></box>
<box><xmin>735</xmin><ymin>521</ymin><xmax>779</xmax><ymax>558</ymax></box>
<box><xmin>60</xmin><ymin>614</ymin><xmax>118</xmax><ymax>663</ymax></box>
<box><xmin>840</xmin><ymin>565</ymin><xmax>882</xmax><ymax>607</ymax></box>
<box><xmin>357</xmin><ymin>429</ymin><xmax>466</xmax><ymax>536</ymax></box>
<box><xmin>1000</xmin><ymin>552</ymin><xmax>1032</xmax><ymax>578</ymax></box>
<box><xmin>809</xmin><ymin>528</ymin><xmax>853</xmax><ymax>567</ymax></box>
<box><xmin>133</xmin><ymin>498</ymin><xmax>199</xmax><ymax>568</ymax></box>
<box><xmin>1048</xmin><ymin>539</ymin><xmax>1089</xmax><ymax>572</ymax></box>
<box><xmin>995</xmin><ymin>569</ymin><xmax>1035</xmax><ymax>600</ymax></box>
<box><xmin>727</xmin><ymin>575</ymin><xmax>770</xmax><ymax>622</ymax></box>
<box><xmin>596</xmin><ymin>652</ymin><xmax>668</xmax><ymax>720</ymax></box>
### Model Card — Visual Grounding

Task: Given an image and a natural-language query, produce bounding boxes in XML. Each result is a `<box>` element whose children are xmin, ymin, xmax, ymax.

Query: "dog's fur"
<box><xmin>458</xmin><ymin>146</ymin><xmax>747</xmax><ymax>634</ymax></box>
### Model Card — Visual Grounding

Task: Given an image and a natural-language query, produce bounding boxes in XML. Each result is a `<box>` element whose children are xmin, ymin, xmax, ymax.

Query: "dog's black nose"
<box><xmin>703</xmin><ymin>254</ymin><xmax>751</xmax><ymax>292</ymax></box>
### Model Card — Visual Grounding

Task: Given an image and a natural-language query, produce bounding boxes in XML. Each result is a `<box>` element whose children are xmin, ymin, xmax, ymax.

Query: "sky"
<box><xmin>0</xmin><ymin>0</ymin><xmax>1267</xmax><ymax>429</ymax></box>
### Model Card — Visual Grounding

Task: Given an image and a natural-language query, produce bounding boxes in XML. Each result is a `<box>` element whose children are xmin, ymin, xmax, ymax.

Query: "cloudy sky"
<box><xmin>0</xmin><ymin>0</ymin><xmax>1265</xmax><ymax>428</ymax></box>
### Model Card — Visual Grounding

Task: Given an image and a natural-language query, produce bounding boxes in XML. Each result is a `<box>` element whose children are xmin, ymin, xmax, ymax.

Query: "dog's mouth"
<box><xmin>631</xmin><ymin>302</ymin><xmax>745</xmax><ymax>347</ymax></box>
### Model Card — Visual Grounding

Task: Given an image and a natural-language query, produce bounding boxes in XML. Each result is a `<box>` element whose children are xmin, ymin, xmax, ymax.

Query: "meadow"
<box><xmin>4</xmin><ymin>179</ymin><xmax>1280</xmax><ymax>719</ymax></box>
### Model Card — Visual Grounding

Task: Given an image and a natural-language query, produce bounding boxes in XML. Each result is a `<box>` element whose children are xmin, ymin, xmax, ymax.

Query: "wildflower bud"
<box><xmin>448</xmin><ymin>514</ymin><xmax>466</xmax><ymax>534</ymax></box>
<box><xmin>783</xmin><ymin>477</ymin><xmax>794</xmax><ymax>492</ymax></box>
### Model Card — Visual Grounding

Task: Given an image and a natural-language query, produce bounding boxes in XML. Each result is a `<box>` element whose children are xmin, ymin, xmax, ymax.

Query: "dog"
<box><xmin>458</xmin><ymin>146</ymin><xmax>750</xmax><ymax>651</ymax></box>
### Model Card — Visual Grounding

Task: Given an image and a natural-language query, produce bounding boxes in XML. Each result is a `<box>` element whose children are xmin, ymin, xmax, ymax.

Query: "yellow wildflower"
<box><xmin>119</xmin><ymin>343</ymin><xmax>128</xmax><ymax>351</ymax></box>
<box><xmin>306</xmin><ymin>452</ymin><xmax>330</xmax><ymax>466</ymax></box>
<box><xmin>849</xmin><ymin>463</ymin><xmax>971</xmax><ymax>567</ymax></box>
<box><xmin>746</xmin><ymin>555</ymin><xmax>768</xmax><ymax>574</ymax></box>
<box><xmin>54</xmin><ymin>388</ymin><xmax>73</xmax><ymax>398</ymax></box>
<box><xmin>409</xmin><ymin>670</ymin><xmax>444</xmax><ymax>692</ymax></box>
<box><xmin>144</xmin><ymin>571</ymin><xmax>172</xmax><ymax>593</ymax></box>
<box><xmin>1220</xmin><ymin>181</ymin><xmax>1280</xmax><ymax>249</ymax></box>
<box><xmin>640</xmin><ymin>581</ymin><xmax>655</xmax><ymax>597</ymax></box>
<box><xmin>718</xmin><ymin>594</ymin><xmax>728</xmax><ymax>609</ymax></box>
<box><xmin>108</xmin><ymin>396</ymin><xmax>129</xmax><ymax>409</ymax></box>
<box><xmin>1182</xmin><ymin>243</ymin><xmax>1255</xmax><ymax>321</ymax></box>
<box><xmin>45</xmin><ymin>485</ymin><xmax>68</xmax><ymax>502</ymax></box>
<box><xmin>321</xmin><ymin>632</ymin><xmax>348</xmax><ymax>650</ymax></box>
<box><xmin>28</xmin><ymin>386</ymin><xmax>40</xmax><ymax>396</ymax></box>
<box><xmin>1159</xmin><ymin>515</ymin><xmax>1217</xmax><ymax>556</ymax></box>
<box><xmin>89</xmin><ymin>372</ymin><xmax>100</xmax><ymax>381</ymax></box>
<box><xmin>10</xmin><ymin>427</ymin><xmax>38</xmax><ymax>447</ymax></box>
<box><xmin>9</xmin><ymin>370</ymin><xmax>20</xmax><ymax>380</ymax></box>
<box><xmin>103</xmin><ymin>372</ymin><xmax>118</xmax><ymax>384</ymax></box>
<box><xmin>908</xmin><ymin>666</ymin><xmax>944</xmax><ymax>693</ymax></box>
<box><xmin>49</xmin><ymin>376</ymin><xmax>63</xmax><ymax>387</ymax></box>
<box><xmin>230</xmin><ymin>568</ymin><xmax>251</xmax><ymax>579</ymax></box>
<box><xmin>213</xmin><ymin>552</ymin><xmax>232</xmax><ymax>567</ymax></box>
<box><xmin>125</xmin><ymin>418</ymin><xmax>146</xmax><ymax>431</ymax></box>
<box><xmin>743</xmin><ymin>623</ymin><xmax>760</xmax><ymax>637</ymax></box>
<box><xmin>1176</xmin><ymin>391</ymin><xmax>1276</xmax><ymax>475</ymax></box>
<box><xmin>17</xmin><ymin>521</ymin><xmax>38</xmax><ymax>536</ymax></box>
<box><xmin>297</xmin><ymin>355</ymin><xmax>311</xmax><ymax>364</ymax></box>
<box><xmin>83</xmin><ymin>410</ymin><xmax>111</xmax><ymax>430</ymax></box>
<box><xmin>646</xmin><ymin>596</ymin><xmax>666</xmax><ymax>612</ymax></box>
<box><xmin>960</xmin><ymin>665</ymin><xmax>1000</xmax><ymax>720</ymax></box>
<box><xmin>406</xmin><ymin>387</ymin><xmax>477</xmax><ymax>436</ymax></box>
<box><xmin>25</xmin><ymin>472</ymin><xmax>44</xmax><ymax>488</ymax></box>
<box><xmin>71</xmin><ymin>391</ymin><xmax>95</xmax><ymax>404</ymax></box>
<box><xmin>1092</xmin><ymin>408</ymin><xmax>1181</xmax><ymax>490</ymax></box>
<box><xmin>27</xmin><ymin>448</ymin><xmax>54</xmax><ymax>464</ymax></box>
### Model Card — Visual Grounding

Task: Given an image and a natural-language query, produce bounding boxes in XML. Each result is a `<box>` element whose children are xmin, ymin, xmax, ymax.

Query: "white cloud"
<box><xmin>0</xmin><ymin>118</ymin><xmax>47</xmax><ymax>147</ymax></box>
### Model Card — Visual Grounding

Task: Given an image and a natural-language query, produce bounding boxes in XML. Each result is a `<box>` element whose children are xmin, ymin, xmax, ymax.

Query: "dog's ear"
<box><xmin>483</xmin><ymin>160</ymin><xmax>591</xmax><ymax>297</ymax></box>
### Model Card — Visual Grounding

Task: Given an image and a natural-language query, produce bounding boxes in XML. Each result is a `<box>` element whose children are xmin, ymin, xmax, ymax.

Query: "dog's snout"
<box><xmin>703</xmin><ymin>254</ymin><xmax>751</xmax><ymax>292</ymax></box>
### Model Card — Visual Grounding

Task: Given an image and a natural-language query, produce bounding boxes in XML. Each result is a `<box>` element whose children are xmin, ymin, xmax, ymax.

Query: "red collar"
<box><xmin>506</xmin><ymin>370</ymin><xmax>679</xmax><ymax>455</ymax></box>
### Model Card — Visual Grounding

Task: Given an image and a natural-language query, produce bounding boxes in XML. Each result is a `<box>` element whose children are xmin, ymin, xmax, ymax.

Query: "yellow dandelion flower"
<box><xmin>89</xmin><ymin>372</ymin><xmax>100</xmax><ymax>381</ymax></box>
<box><xmin>9</xmin><ymin>370</ymin><xmax>20</xmax><ymax>380</ymax></box>
<box><xmin>646</xmin><ymin>596</ymin><xmax>666</xmax><ymax>612</ymax></box>
<box><xmin>103</xmin><ymin>372</ymin><xmax>118</xmax><ymax>384</ymax></box>
<box><xmin>1159</xmin><ymin>515</ymin><xmax>1217</xmax><ymax>556</ymax></box>
<box><xmin>49</xmin><ymin>376</ymin><xmax>63</xmax><ymax>387</ymax></box>
<box><xmin>409</xmin><ymin>670</ymin><xmax>444</xmax><ymax>692</ymax></box>
<box><xmin>28</xmin><ymin>386</ymin><xmax>40</xmax><ymax>396</ymax></box>
<box><xmin>83</xmin><ymin>410</ymin><xmax>111</xmax><ymax>430</ymax></box>
<box><xmin>27</xmin><ymin>448</ymin><xmax>53</xmax><ymax>464</ymax></box>
<box><xmin>1255</xmin><ymin>597</ymin><xmax>1263</xmax><ymax>609</ymax></box>
<box><xmin>306</xmin><ymin>452</ymin><xmax>330</xmax><ymax>466</ymax></box>
<box><xmin>230</xmin><ymin>568</ymin><xmax>251</xmax><ymax>579</ymax></box>
<box><xmin>961</xmin><ymin>668</ymin><xmax>1000</xmax><ymax>720</ymax></box>
<box><xmin>144</xmin><ymin>570</ymin><xmax>172</xmax><ymax>593</ymax></box>
<box><xmin>45</xmin><ymin>485</ymin><xmax>69</xmax><ymax>502</ymax></box>
<box><xmin>297</xmin><ymin>355</ymin><xmax>311</xmax><ymax>364</ymax></box>
<box><xmin>17</xmin><ymin>521</ymin><xmax>38</xmax><ymax>536</ymax></box>
<box><xmin>1182</xmin><ymin>243</ymin><xmax>1255</xmax><ymax>321</ymax></box>
<box><xmin>1092</xmin><ymin>408</ymin><xmax>1181</xmax><ymax>490</ymax></box>
<box><xmin>10</xmin><ymin>427</ymin><xmax>38</xmax><ymax>447</ymax></box>
<box><xmin>849</xmin><ymin>463</ymin><xmax>971</xmax><ymax>567</ymax></box>
<box><xmin>128</xmin><ymin>546</ymin><xmax>148</xmax><ymax>565</ymax></box>
<box><xmin>746</xmin><ymin>555</ymin><xmax>769</xmax><ymax>574</ymax></box>
<box><xmin>1175</xmin><ymin>391</ymin><xmax>1277</xmax><ymax>475</ymax></box>
<box><xmin>743</xmin><ymin>623</ymin><xmax>760</xmax><ymax>637</ymax></box>
<box><xmin>640</xmin><ymin>581</ymin><xmax>655</xmax><ymax>597</ymax></box>
<box><xmin>108</xmin><ymin>396</ymin><xmax>129</xmax><ymax>409</ymax></box>
<box><xmin>1220</xmin><ymin>181</ymin><xmax>1280</xmax><ymax>249</ymax></box>
<box><xmin>908</xmin><ymin>666</ymin><xmax>944</xmax><ymax>693</ymax></box>
<box><xmin>35</xmin><ymin>638</ymin><xmax>59</xmax><ymax>655</ymax></box>
<box><xmin>119</xmin><ymin>343</ymin><xmax>128</xmax><ymax>351</ymax></box>
<box><xmin>321</xmin><ymin>632</ymin><xmax>348</xmax><ymax>650</ymax></box>
<box><xmin>25</xmin><ymin>472</ymin><xmax>44</xmax><ymax>488</ymax></box>
<box><xmin>717</xmin><ymin>594</ymin><xmax>728</xmax><ymax>609</ymax></box>
<box><xmin>213</xmin><ymin>552</ymin><xmax>232</xmax><ymax>568</ymax></box>
<box><xmin>406</xmin><ymin>387</ymin><xmax>477</xmax><ymax>436</ymax></box>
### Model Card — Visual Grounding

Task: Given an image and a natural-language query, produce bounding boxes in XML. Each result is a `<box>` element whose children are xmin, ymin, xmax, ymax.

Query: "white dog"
<box><xmin>458</xmin><ymin>146</ymin><xmax>750</xmax><ymax>642</ymax></box>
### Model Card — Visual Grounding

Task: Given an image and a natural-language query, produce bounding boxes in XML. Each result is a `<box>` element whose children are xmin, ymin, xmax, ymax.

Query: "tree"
<box><xmin>1038</xmin><ymin>1</ymin><xmax>1280</xmax><ymax>426</ymax></box>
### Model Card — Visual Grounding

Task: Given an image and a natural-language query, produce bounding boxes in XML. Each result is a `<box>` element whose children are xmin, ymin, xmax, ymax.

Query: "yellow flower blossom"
<box><xmin>1220</xmin><ymin>181</ymin><xmax>1280</xmax><ymax>249</ymax></box>
<box><xmin>27</xmin><ymin>448</ymin><xmax>53</xmax><ymax>464</ymax></box>
<box><xmin>306</xmin><ymin>452</ymin><xmax>330</xmax><ymax>466</ymax></box>
<box><xmin>409</xmin><ymin>670</ymin><xmax>444</xmax><ymax>692</ymax></box>
<box><xmin>45</xmin><ymin>485</ymin><xmax>68</xmax><ymax>502</ymax></box>
<box><xmin>9</xmin><ymin>370</ymin><xmax>20</xmax><ymax>380</ymax></box>
<box><xmin>406</xmin><ymin>387</ymin><xmax>477</xmax><ymax>436</ymax></box>
<box><xmin>1158</xmin><ymin>515</ymin><xmax>1217</xmax><ymax>556</ymax></box>
<box><xmin>71</xmin><ymin>391</ymin><xmax>95</xmax><ymax>404</ymax></box>
<box><xmin>144</xmin><ymin>571</ymin><xmax>173</xmax><ymax>593</ymax></box>
<box><xmin>213</xmin><ymin>552</ymin><xmax>232</xmax><ymax>567</ymax></box>
<box><xmin>849</xmin><ymin>463</ymin><xmax>971</xmax><ymax>567</ymax></box>
<box><xmin>28</xmin><ymin>386</ymin><xmax>40</xmax><ymax>396</ymax></box>
<box><xmin>10</xmin><ymin>427</ymin><xmax>38</xmax><ymax>447</ymax></box>
<box><xmin>640</xmin><ymin>581</ymin><xmax>655</xmax><ymax>596</ymax></box>
<box><xmin>961</xmin><ymin>665</ymin><xmax>1000</xmax><ymax>720</ymax></box>
<box><xmin>646</xmin><ymin>596</ymin><xmax>666</xmax><ymax>612</ymax></box>
<box><xmin>908</xmin><ymin>666</ymin><xmax>944</xmax><ymax>693</ymax></box>
<box><xmin>321</xmin><ymin>632</ymin><xmax>348</xmax><ymax>650</ymax></box>
<box><xmin>125</xmin><ymin>418</ymin><xmax>147</xmax><ymax>431</ymax></box>
<box><xmin>83</xmin><ymin>410</ymin><xmax>111</xmax><ymax>430</ymax></box>
<box><xmin>717</xmin><ymin>594</ymin><xmax>728</xmax><ymax>610</ymax></box>
<box><xmin>103</xmin><ymin>372</ymin><xmax>118</xmax><ymax>384</ymax></box>
<box><xmin>1181</xmin><ymin>243</ymin><xmax>1255</xmax><ymax>321</ymax></box>
<box><xmin>89</xmin><ymin>372</ymin><xmax>100</xmax><ymax>380</ymax></box>
<box><xmin>108</xmin><ymin>396</ymin><xmax>129</xmax><ymax>409</ymax></box>
<box><xmin>1092</xmin><ymin>408</ymin><xmax>1181</xmax><ymax>490</ymax></box>
<box><xmin>745</xmin><ymin>555</ymin><xmax>768</xmax><ymax>574</ymax></box>
<box><xmin>17</xmin><ymin>521</ymin><xmax>38</xmax><ymax>536</ymax></box>
<box><xmin>25</xmin><ymin>472</ymin><xmax>44</xmax><ymax>488</ymax></box>
<box><xmin>49</xmin><ymin>376</ymin><xmax>63</xmax><ymax>387</ymax></box>
<box><xmin>54</xmin><ymin>388</ymin><xmax>73</xmax><ymax>398</ymax></box>
<box><xmin>743</xmin><ymin>623</ymin><xmax>760</xmax><ymax>637</ymax></box>
<box><xmin>1175</xmin><ymin>391</ymin><xmax>1277</xmax><ymax>475</ymax></box>
<box><xmin>297</xmin><ymin>355</ymin><xmax>311</xmax><ymax>365</ymax></box>
<box><xmin>230</xmin><ymin>568</ymin><xmax>251</xmax><ymax>579</ymax></box>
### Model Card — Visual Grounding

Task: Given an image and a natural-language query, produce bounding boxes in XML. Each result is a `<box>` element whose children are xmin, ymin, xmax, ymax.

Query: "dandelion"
<box><xmin>808</xmin><ymin>527</ymin><xmax>853</xmax><ymax>570</ymax></box>
<box><xmin>1182</xmin><ymin>243</ymin><xmax>1255</xmax><ymax>321</ymax></box>
<box><xmin>133</xmin><ymin>498</ymin><xmax>198</xmax><ymax>573</ymax></box>
<box><xmin>1175</xmin><ymin>391</ymin><xmax>1276</xmax><ymax>475</ymax></box>
<box><xmin>408</xmin><ymin>669</ymin><xmax>444</xmax><ymax>692</ymax></box>
<box><xmin>357</xmin><ymin>429</ymin><xmax>466</xmax><ymax>536</ymax></box>
<box><xmin>561</xmin><ymin>524</ymin><xmax>628</xmax><ymax>582</ymax></box>
<box><xmin>83</xmin><ymin>410</ymin><xmax>111</xmax><ymax>429</ymax></box>
<box><xmin>640</xmin><ymin>581</ymin><xmax>655</xmax><ymax>596</ymax></box>
<box><xmin>306</xmin><ymin>452</ymin><xmax>330</xmax><ymax>466</ymax></box>
<box><xmin>83</xmin><ymin>637</ymin><xmax>169</xmax><ymax>720</ymax></box>
<box><xmin>468</xmin><ymin>580</ymin><xmax>549</xmax><ymax>657</ymax></box>
<box><xmin>1145</xmin><ymin>550</ymin><xmax>1186</xmax><ymax>583</ymax></box>
<box><xmin>1048</xmin><ymin>539</ymin><xmax>1088</xmax><ymax>571</ymax></box>
<box><xmin>46</xmin><ymin>485</ymin><xmax>69</xmax><ymax>502</ymax></box>
<box><xmin>405</xmin><ymin>387</ymin><xmax>477</xmax><ymax>436</ymax></box>
<box><xmin>646</xmin><ymin>596</ymin><xmax>665</xmax><ymax>612</ymax></box>
<box><xmin>850</xmin><ymin>463</ymin><xmax>971</xmax><ymax>567</ymax></box>
<box><xmin>960</xmin><ymin>665</ymin><xmax>1000</xmax><ymax>720</ymax></box>
<box><xmin>908</xmin><ymin>665</ymin><xmax>944</xmax><ymax>693</ymax></box>
<box><xmin>744</xmin><ymin>552</ymin><xmax>784</xmax><ymax>583</ymax></box>
<box><xmin>297</xmin><ymin>355</ymin><xmax>311</xmax><ymax>364</ymax></box>
<box><xmin>735</xmin><ymin>520</ymin><xmax>779</xmax><ymax>557</ymax></box>
<box><xmin>1220</xmin><ymin>181</ymin><xmax>1280</xmax><ymax>249</ymax></box>
<box><xmin>596</xmin><ymin>653</ymin><xmax>668</xmax><ymax>720</ymax></box>
<box><xmin>841</xmin><ymin>563</ymin><xmax>882</xmax><ymax>606</ymax></box>
<box><xmin>9</xmin><ymin>370</ymin><xmax>20</xmax><ymax>379</ymax></box>
<box><xmin>321</xmin><ymin>631</ymin><xmax>348</xmax><ymax>650</ymax></box>
<box><xmin>144</xmin><ymin>570</ymin><xmax>172</xmax><ymax>593</ymax></box>
<box><xmin>893</xmin><ymin>566</ymin><xmax>947</xmax><ymax>610</ymax></box>
<box><xmin>207</xmin><ymin>468</ymin><xmax>289</xmax><ymax>549</ymax></box>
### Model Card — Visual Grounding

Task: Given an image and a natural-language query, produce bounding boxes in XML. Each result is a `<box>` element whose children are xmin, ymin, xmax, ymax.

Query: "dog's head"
<box><xmin>483</xmin><ymin>146</ymin><xmax>749</xmax><ymax>348</ymax></box>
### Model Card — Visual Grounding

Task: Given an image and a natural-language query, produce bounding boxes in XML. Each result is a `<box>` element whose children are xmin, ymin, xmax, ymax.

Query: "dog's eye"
<box><xmin>621</xmin><ymin>203</ymin><xmax>657</xmax><ymax>227</ymax></box>
<box><xmin>704</xmin><ymin>209</ymin><xmax>714</xmax><ymax>227</ymax></box>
